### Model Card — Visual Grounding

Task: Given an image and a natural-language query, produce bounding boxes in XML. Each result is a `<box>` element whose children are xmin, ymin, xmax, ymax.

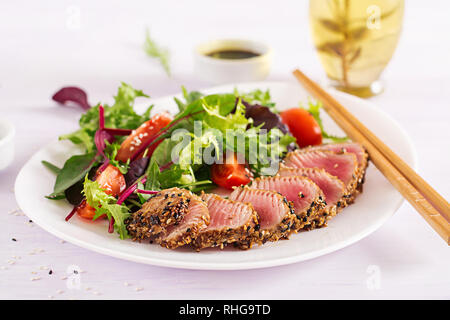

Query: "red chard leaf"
<box><xmin>52</xmin><ymin>87</ymin><xmax>91</xmax><ymax>110</ymax></box>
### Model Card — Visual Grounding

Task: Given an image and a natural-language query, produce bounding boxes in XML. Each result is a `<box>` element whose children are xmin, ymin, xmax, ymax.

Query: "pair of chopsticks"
<box><xmin>292</xmin><ymin>69</ymin><xmax>450</xmax><ymax>245</ymax></box>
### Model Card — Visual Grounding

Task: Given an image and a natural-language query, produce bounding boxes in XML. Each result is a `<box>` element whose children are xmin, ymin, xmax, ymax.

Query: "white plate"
<box><xmin>15</xmin><ymin>81</ymin><xmax>417</xmax><ymax>270</ymax></box>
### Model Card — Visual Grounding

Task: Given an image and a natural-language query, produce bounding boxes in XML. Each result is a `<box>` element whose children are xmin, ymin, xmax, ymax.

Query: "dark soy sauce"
<box><xmin>206</xmin><ymin>49</ymin><xmax>260</xmax><ymax>60</ymax></box>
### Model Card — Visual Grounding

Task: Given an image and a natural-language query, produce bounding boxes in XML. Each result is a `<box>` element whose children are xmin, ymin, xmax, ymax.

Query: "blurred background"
<box><xmin>0</xmin><ymin>0</ymin><xmax>449</xmax><ymax>300</ymax></box>
<box><xmin>1</xmin><ymin>0</ymin><xmax>448</xmax><ymax>196</ymax></box>
<box><xmin>0</xmin><ymin>0</ymin><xmax>448</xmax><ymax>105</ymax></box>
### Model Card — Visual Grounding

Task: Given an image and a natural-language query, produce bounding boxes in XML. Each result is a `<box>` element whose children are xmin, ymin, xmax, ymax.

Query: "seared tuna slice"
<box><xmin>230</xmin><ymin>187</ymin><xmax>296</xmax><ymax>242</ymax></box>
<box><xmin>192</xmin><ymin>193</ymin><xmax>259</xmax><ymax>250</ymax></box>
<box><xmin>283</xmin><ymin>147</ymin><xmax>366</xmax><ymax>204</ymax></box>
<box><xmin>283</xmin><ymin>150</ymin><xmax>358</xmax><ymax>185</ymax></box>
<box><xmin>126</xmin><ymin>188</ymin><xmax>190</xmax><ymax>238</ymax></box>
<box><xmin>126</xmin><ymin>187</ymin><xmax>209</xmax><ymax>249</ymax></box>
<box><xmin>249</xmin><ymin>176</ymin><xmax>326</xmax><ymax>231</ymax></box>
<box><xmin>159</xmin><ymin>196</ymin><xmax>210</xmax><ymax>249</ymax></box>
<box><xmin>278</xmin><ymin>167</ymin><xmax>347</xmax><ymax>227</ymax></box>
<box><xmin>305</xmin><ymin>142</ymin><xmax>368</xmax><ymax>169</ymax></box>
<box><xmin>301</xmin><ymin>142</ymin><xmax>369</xmax><ymax>195</ymax></box>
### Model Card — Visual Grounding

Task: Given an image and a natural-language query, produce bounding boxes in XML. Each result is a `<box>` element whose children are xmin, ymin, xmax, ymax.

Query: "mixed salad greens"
<box><xmin>43</xmin><ymin>83</ymin><xmax>345</xmax><ymax>239</ymax></box>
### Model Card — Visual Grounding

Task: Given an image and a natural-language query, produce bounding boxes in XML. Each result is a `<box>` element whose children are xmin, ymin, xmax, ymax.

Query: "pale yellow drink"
<box><xmin>309</xmin><ymin>0</ymin><xmax>404</xmax><ymax>97</ymax></box>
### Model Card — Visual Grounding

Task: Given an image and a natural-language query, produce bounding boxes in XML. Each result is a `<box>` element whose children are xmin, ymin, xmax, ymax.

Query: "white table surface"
<box><xmin>1</xmin><ymin>0</ymin><xmax>449</xmax><ymax>300</ymax></box>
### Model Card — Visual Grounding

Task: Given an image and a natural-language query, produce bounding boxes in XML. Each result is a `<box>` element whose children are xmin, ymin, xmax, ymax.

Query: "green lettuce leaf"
<box><xmin>59</xmin><ymin>82</ymin><xmax>153</xmax><ymax>152</ymax></box>
<box><xmin>303</xmin><ymin>101</ymin><xmax>348</xmax><ymax>143</ymax></box>
<box><xmin>199</xmin><ymin>98</ymin><xmax>249</xmax><ymax>133</ymax></box>
<box><xmin>144</xmin><ymin>29</ymin><xmax>170</xmax><ymax>76</ymax></box>
<box><xmin>234</xmin><ymin>88</ymin><xmax>275</xmax><ymax>109</ymax></box>
<box><xmin>82</xmin><ymin>176</ymin><xmax>130</xmax><ymax>239</ymax></box>
<box><xmin>174</xmin><ymin>86</ymin><xmax>204</xmax><ymax>113</ymax></box>
<box><xmin>104</xmin><ymin>142</ymin><xmax>129</xmax><ymax>174</ymax></box>
<box><xmin>51</xmin><ymin>152</ymin><xmax>97</xmax><ymax>196</ymax></box>
<box><xmin>144</xmin><ymin>158</ymin><xmax>161</xmax><ymax>192</ymax></box>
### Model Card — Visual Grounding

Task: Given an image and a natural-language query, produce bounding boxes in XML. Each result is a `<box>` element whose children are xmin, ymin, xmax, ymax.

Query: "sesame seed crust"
<box><xmin>126</xmin><ymin>188</ymin><xmax>194</xmax><ymax>241</ymax></box>
<box><xmin>191</xmin><ymin>193</ymin><xmax>260</xmax><ymax>251</ymax></box>
<box><xmin>232</xmin><ymin>187</ymin><xmax>298</xmax><ymax>244</ymax></box>
<box><xmin>123</xmin><ymin>145</ymin><xmax>368</xmax><ymax>251</ymax></box>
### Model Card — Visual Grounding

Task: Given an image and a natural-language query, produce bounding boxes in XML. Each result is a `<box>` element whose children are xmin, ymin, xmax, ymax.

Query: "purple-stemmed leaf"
<box><xmin>52</xmin><ymin>87</ymin><xmax>90</xmax><ymax>110</ymax></box>
<box><xmin>136</xmin><ymin>189</ymin><xmax>158</xmax><ymax>195</ymax></box>
<box><xmin>94</xmin><ymin>105</ymin><xmax>116</xmax><ymax>173</ymax></box>
<box><xmin>241</xmin><ymin>100</ymin><xmax>289</xmax><ymax>134</ymax></box>
<box><xmin>124</xmin><ymin>157</ymin><xmax>149</xmax><ymax>187</ymax></box>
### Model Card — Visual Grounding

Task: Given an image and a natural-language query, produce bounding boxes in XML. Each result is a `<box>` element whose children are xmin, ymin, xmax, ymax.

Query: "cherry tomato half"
<box><xmin>280</xmin><ymin>108</ymin><xmax>322</xmax><ymax>148</ymax></box>
<box><xmin>116</xmin><ymin>112</ymin><xmax>173</xmax><ymax>162</ymax></box>
<box><xmin>76</xmin><ymin>164</ymin><xmax>126</xmax><ymax>220</ymax></box>
<box><xmin>211</xmin><ymin>152</ymin><xmax>252</xmax><ymax>190</ymax></box>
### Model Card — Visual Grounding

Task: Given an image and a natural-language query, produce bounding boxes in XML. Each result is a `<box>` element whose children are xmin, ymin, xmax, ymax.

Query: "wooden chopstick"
<box><xmin>293</xmin><ymin>69</ymin><xmax>450</xmax><ymax>223</ymax></box>
<box><xmin>292</xmin><ymin>69</ymin><xmax>450</xmax><ymax>245</ymax></box>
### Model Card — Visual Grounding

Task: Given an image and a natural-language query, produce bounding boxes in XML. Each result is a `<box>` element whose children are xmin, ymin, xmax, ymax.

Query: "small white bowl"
<box><xmin>194</xmin><ymin>39</ymin><xmax>272</xmax><ymax>84</ymax></box>
<box><xmin>0</xmin><ymin>118</ymin><xmax>15</xmax><ymax>170</ymax></box>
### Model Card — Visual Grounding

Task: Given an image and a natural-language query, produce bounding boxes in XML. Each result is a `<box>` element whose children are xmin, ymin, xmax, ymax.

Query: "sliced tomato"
<box><xmin>75</xmin><ymin>200</ymin><xmax>97</xmax><ymax>220</ymax></box>
<box><xmin>211</xmin><ymin>152</ymin><xmax>252</xmax><ymax>190</ymax></box>
<box><xmin>76</xmin><ymin>164</ymin><xmax>126</xmax><ymax>220</ymax></box>
<box><xmin>94</xmin><ymin>164</ymin><xmax>126</xmax><ymax>195</ymax></box>
<box><xmin>116</xmin><ymin>112</ymin><xmax>173</xmax><ymax>162</ymax></box>
<box><xmin>280</xmin><ymin>108</ymin><xmax>322</xmax><ymax>148</ymax></box>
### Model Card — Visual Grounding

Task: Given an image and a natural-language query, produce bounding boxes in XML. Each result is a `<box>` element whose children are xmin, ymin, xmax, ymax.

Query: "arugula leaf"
<box><xmin>157</xmin><ymin>165</ymin><xmax>188</xmax><ymax>189</ymax></box>
<box><xmin>59</xmin><ymin>83</ymin><xmax>153</xmax><ymax>152</ymax></box>
<box><xmin>303</xmin><ymin>101</ymin><xmax>348</xmax><ymax>143</ymax></box>
<box><xmin>234</xmin><ymin>88</ymin><xmax>275</xmax><ymax>109</ymax></box>
<box><xmin>199</xmin><ymin>98</ymin><xmax>249</xmax><ymax>133</ymax></box>
<box><xmin>51</xmin><ymin>152</ymin><xmax>97</xmax><ymax>196</ymax></box>
<box><xmin>41</xmin><ymin>160</ymin><xmax>61</xmax><ymax>174</ymax></box>
<box><xmin>174</xmin><ymin>86</ymin><xmax>204</xmax><ymax>113</ymax></box>
<box><xmin>104</xmin><ymin>142</ymin><xmax>129</xmax><ymax>174</ymax></box>
<box><xmin>174</xmin><ymin>93</ymin><xmax>235</xmax><ymax>124</ymax></box>
<box><xmin>150</xmin><ymin>138</ymin><xmax>179</xmax><ymax>167</ymax></box>
<box><xmin>136</xmin><ymin>181</ymin><xmax>151</xmax><ymax>203</ymax></box>
<box><xmin>114</xmin><ymin>82</ymin><xmax>149</xmax><ymax>107</ymax></box>
<box><xmin>182</xmin><ymin>86</ymin><xmax>203</xmax><ymax>104</ymax></box>
<box><xmin>59</xmin><ymin>129</ymin><xmax>96</xmax><ymax>153</ymax></box>
<box><xmin>222</xmin><ymin>125</ymin><xmax>295</xmax><ymax>176</ymax></box>
<box><xmin>177</xmin><ymin>130</ymin><xmax>221</xmax><ymax>170</ymax></box>
<box><xmin>82</xmin><ymin>176</ymin><xmax>130</xmax><ymax>239</ymax></box>
<box><xmin>144</xmin><ymin>28</ymin><xmax>170</xmax><ymax>76</ymax></box>
<box><xmin>45</xmin><ymin>193</ymin><xmax>66</xmax><ymax>200</ymax></box>
<box><xmin>144</xmin><ymin>158</ymin><xmax>161</xmax><ymax>191</ymax></box>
